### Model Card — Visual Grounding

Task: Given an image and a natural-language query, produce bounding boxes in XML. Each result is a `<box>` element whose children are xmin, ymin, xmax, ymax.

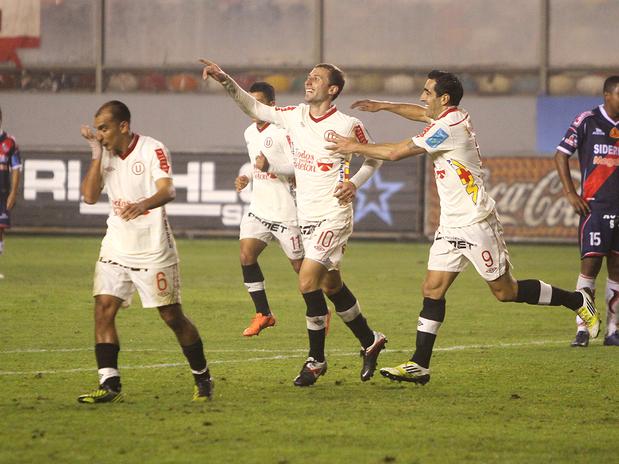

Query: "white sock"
<box><xmin>98</xmin><ymin>367</ymin><xmax>120</xmax><ymax>385</ymax></box>
<box><xmin>575</xmin><ymin>274</ymin><xmax>596</xmax><ymax>333</ymax></box>
<box><xmin>605</xmin><ymin>278</ymin><xmax>619</xmax><ymax>336</ymax></box>
<box><xmin>0</xmin><ymin>240</ymin><xmax>4</xmax><ymax>255</ymax></box>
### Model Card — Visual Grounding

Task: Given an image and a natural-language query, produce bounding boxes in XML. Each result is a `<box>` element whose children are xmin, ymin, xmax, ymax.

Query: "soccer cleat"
<box><xmin>293</xmin><ymin>357</ymin><xmax>327</xmax><ymax>387</ymax></box>
<box><xmin>570</xmin><ymin>331</ymin><xmax>589</xmax><ymax>347</ymax></box>
<box><xmin>242</xmin><ymin>312</ymin><xmax>276</xmax><ymax>337</ymax></box>
<box><xmin>192</xmin><ymin>376</ymin><xmax>214</xmax><ymax>401</ymax></box>
<box><xmin>360</xmin><ymin>331</ymin><xmax>387</xmax><ymax>381</ymax></box>
<box><xmin>77</xmin><ymin>384</ymin><xmax>124</xmax><ymax>404</ymax></box>
<box><xmin>380</xmin><ymin>361</ymin><xmax>430</xmax><ymax>385</ymax></box>
<box><xmin>603</xmin><ymin>331</ymin><xmax>619</xmax><ymax>346</ymax></box>
<box><xmin>575</xmin><ymin>289</ymin><xmax>600</xmax><ymax>338</ymax></box>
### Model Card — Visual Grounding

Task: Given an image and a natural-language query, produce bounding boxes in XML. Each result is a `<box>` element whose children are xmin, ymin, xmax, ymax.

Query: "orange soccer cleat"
<box><xmin>242</xmin><ymin>313</ymin><xmax>277</xmax><ymax>337</ymax></box>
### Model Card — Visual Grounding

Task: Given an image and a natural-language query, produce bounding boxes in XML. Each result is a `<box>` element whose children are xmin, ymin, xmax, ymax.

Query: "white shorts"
<box><xmin>239</xmin><ymin>211</ymin><xmax>304</xmax><ymax>260</ymax></box>
<box><xmin>300</xmin><ymin>217</ymin><xmax>353</xmax><ymax>271</ymax></box>
<box><xmin>93</xmin><ymin>258</ymin><xmax>181</xmax><ymax>308</ymax></box>
<box><xmin>428</xmin><ymin>212</ymin><xmax>511</xmax><ymax>281</ymax></box>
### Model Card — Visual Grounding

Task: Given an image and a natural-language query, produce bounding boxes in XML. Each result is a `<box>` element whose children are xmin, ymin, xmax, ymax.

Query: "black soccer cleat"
<box><xmin>293</xmin><ymin>357</ymin><xmax>327</xmax><ymax>387</ymax></box>
<box><xmin>193</xmin><ymin>374</ymin><xmax>214</xmax><ymax>402</ymax></box>
<box><xmin>570</xmin><ymin>331</ymin><xmax>590</xmax><ymax>347</ymax></box>
<box><xmin>360</xmin><ymin>331</ymin><xmax>387</xmax><ymax>381</ymax></box>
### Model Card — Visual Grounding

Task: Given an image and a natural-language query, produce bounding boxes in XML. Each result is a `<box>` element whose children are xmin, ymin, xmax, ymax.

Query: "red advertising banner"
<box><xmin>424</xmin><ymin>156</ymin><xmax>581</xmax><ymax>242</ymax></box>
<box><xmin>0</xmin><ymin>0</ymin><xmax>40</xmax><ymax>68</ymax></box>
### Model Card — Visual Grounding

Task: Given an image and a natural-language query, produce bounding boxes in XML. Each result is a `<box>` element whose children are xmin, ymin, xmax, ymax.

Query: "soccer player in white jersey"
<box><xmin>234</xmin><ymin>81</ymin><xmax>303</xmax><ymax>336</ymax></box>
<box><xmin>77</xmin><ymin>101</ymin><xmax>213</xmax><ymax>403</ymax></box>
<box><xmin>200</xmin><ymin>58</ymin><xmax>387</xmax><ymax>386</ymax></box>
<box><xmin>327</xmin><ymin>70</ymin><xmax>601</xmax><ymax>385</ymax></box>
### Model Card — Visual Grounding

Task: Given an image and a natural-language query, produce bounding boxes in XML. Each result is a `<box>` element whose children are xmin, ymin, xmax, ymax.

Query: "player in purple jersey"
<box><xmin>0</xmin><ymin>106</ymin><xmax>22</xmax><ymax>280</ymax></box>
<box><xmin>555</xmin><ymin>75</ymin><xmax>619</xmax><ymax>347</ymax></box>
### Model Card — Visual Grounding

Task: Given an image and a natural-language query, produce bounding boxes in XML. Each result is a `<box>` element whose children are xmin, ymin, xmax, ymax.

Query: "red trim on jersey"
<box><xmin>256</xmin><ymin>122</ymin><xmax>271</xmax><ymax>133</ymax></box>
<box><xmin>155</xmin><ymin>148</ymin><xmax>170</xmax><ymax>173</ymax></box>
<box><xmin>449</xmin><ymin>113</ymin><xmax>469</xmax><ymax>127</ymax></box>
<box><xmin>118</xmin><ymin>134</ymin><xmax>139</xmax><ymax>160</ymax></box>
<box><xmin>353</xmin><ymin>124</ymin><xmax>368</xmax><ymax>144</ymax></box>
<box><xmin>437</xmin><ymin>107</ymin><xmax>459</xmax><ymax>120</ymax></box>
<box><xmin>582</xmin><ymin>161</ymin><xmax>618</xmax><ymax>200</ymax></box>
<box><xmin>310</xmin><ymin>106</ymin><xmax>337</xmax><ymax>122</ymax></box>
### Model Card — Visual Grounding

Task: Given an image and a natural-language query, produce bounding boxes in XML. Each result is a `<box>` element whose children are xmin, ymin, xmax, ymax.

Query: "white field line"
<box><xmin>0</xmin><ymin>339</ymin><xmax>566</xmax><ymax>376</ymax></box>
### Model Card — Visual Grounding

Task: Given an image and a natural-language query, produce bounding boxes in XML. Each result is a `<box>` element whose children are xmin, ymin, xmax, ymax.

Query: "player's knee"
<box><xmin>94</xmin><ymin>299</ymin><xmax>119</xmax><ymax>326</ymax></box>
<box><xmin>422</xmin><ymin>281</ymin><xmax>444</xmax><ymax>300</ymax></box>
<box><xmin>491</xmin><ymin>286</ymin><xmax>517</xmax><ymax>302</ymax></box>
<box><xmin>158</xmin><ymin>305</ymin><xmax>186</xmax><ymax>330</ymax></box>
<box><xmin>299</xmin><ymin>275</ymin><xmax>319</xmax><ymax>294</ymax></box>
<box><xmin>239</xmin><ymin>251</ymin><xmax>257</xmax><ymax>266</ymax></box>
<box><xmin>321</xmin><ymin>281</ymin><xmax>341</xmax><ymax>297</ymax></box>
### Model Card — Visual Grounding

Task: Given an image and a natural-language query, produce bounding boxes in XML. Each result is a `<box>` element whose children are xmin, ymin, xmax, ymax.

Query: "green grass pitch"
<box><xmin>0</xmin><ymin>236</ymin><xmax>616</xmax><ymax>463</ymax></box>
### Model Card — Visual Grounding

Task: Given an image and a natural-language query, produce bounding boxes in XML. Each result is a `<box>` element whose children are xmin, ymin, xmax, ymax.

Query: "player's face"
<box><xmin>304</xmin><ymin>67</ymin><xmax>336</xmax><ymax>104</ymax></box>
<box><xmin>94</xmin><ymin>111</ymin><xmax>129</xmax><ymax>154</ymax></box>
<box><xmin>250</xmin><ymin>91</ymin><xmax>274</xmax><ymax>124</ymax></box>
<box><xmin>604</xmin><ymin>84</ymin><xmax>619</xmax><ymax>118</ymax></box>
<box><xmin>420</xmin><ymin>79</ymin><xmax>447</xmax><ymax>120</ymax></box>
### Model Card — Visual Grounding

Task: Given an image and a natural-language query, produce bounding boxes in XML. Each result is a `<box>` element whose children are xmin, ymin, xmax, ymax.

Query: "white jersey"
<box><xmin>412</xmin><ymin>107</ymin><xmax>495</xmax><ymax>227</ymax></box>
<box><xmin>98</xmin><ymin>134</ymin><xmax>178</xmax><ymax>268</ymax></box>
<box><xmin>244</xmin><ymin>122</ymin><xmax>297</xmax><ymax>223</ymax></box>
<box><xmin>268</xmin><ymin>104</ymin><xmax>372</xmax><ymax>221</ymax></box>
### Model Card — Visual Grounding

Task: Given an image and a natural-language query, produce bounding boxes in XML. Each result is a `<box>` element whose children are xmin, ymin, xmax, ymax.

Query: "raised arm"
<box><xmin>351</xmin><ymin>99</ymin><xmax>431</xmax><ymax>123</ymax></box>
<box><xmin>326</xmin><ymin>132</ymin><xmax>426</xmax><ymax>161</ymax></box>
<box><xmin>554</xmin><ymin>149</ymin><xmax>589</xmax><ymax>215</ymax></box>
<box><xmin>80</xmin><ymin>125</ymin><xmax>104</xmax><ymax>204</ymax></box>
<box><xmin>199</xmin><ymin>58</ymin><xmax>281</xmax><ymax>125</ymax></box>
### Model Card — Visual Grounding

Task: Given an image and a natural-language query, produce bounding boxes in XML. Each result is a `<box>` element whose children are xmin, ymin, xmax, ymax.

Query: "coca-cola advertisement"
<box><xmin>424</xmin><ymin>156</ymin><xmax>581</xmax><ymax>242</ymax></box>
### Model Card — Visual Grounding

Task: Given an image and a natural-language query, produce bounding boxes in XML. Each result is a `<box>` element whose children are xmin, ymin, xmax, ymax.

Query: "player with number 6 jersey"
<box><xmin>77</xmin><ymin>100</ymin><xmax>213</xmax><ymax>404</ymax></box>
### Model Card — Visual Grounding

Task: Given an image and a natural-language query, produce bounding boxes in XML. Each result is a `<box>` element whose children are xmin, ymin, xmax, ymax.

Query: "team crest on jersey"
<box><xmin>610</xmin><ymin>128</ymin><xmax>619</xmax><ymax>139</ymax></box>
<box><xmin>264</xmin><ymin>137</ymin><xmax>273</xmax><ymax>148</ymax></box>
<box><xmin>2</xmin><ymin>141</ymin><xmax>10</xmax><ymax>152</ymax></box>
<box><xmin>324</xmin><ymin>130</ymin><xmax>336</xmax><ymax>141</ymax></box>
<box><xmin>317</xmin><ymin>157</ymin><xmax>334</xmax><ymax>171</ymax></box>
<box><xmin>131</xmin><ymin>161</ymin><xmax>145</xmax><ymax>175</ymax></box>
<box><xmin>592</xmin><ymin>128</ymin><xmax>606</xmax><ymax>136</ymax></box>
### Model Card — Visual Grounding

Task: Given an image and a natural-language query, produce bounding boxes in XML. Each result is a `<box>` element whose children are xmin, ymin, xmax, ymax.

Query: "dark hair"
<box><xmin>315</xmin><ymin>63</ymin><xmax>345</xmax><ymax>100</ymax></box>
<box><xmin>96</xmin><ymin>100</ymin><xmax>131</xmax><ymax>124</ymax></box>
<box><xmin>249</xmin><ymin>81</ymin><xmax>275</xmax><ymax>102</ymax></box>
<box><xmin>603</xmin><ymin>75</ymin><xmax>619</xmax><ymax>94</ymax></box>
<box><xmin>427</xmin><ymin>70</ymin><xmax>463</xmax><ymax>106</ymax></box>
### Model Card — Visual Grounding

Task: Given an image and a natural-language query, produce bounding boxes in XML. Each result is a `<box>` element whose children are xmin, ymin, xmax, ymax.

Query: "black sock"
<box><xmin>95</xmin><ymin>343</ymin><xmax>121</xmax><ymax>390</ymax></box>
<box><xmin>329</xmin><ymin>283</ymin><xmax>374</xmax><ymax>348</ymax></box>
<box><xmin>411</xmin><ymin>298</ymin><xmax>446</xmax><ymax>369</ymax></box>
<box><xmin>242</xmin><ymin>263</ymin><xmax>270</xmax><ymax>315</ymax></box>
<box><xmin>303</xmin><ymin>289</ymin><xmax>328</xmax><ymax>362</ymax></box>
<box><xmin>181</xmin><ymin>339</ymin><xmax>209</xmax><ymax>383</ymax></box>
<box><xmin>516</xmin><ymin>279</ymin><xmax>582</xmax><ymax>310</ymax></box>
